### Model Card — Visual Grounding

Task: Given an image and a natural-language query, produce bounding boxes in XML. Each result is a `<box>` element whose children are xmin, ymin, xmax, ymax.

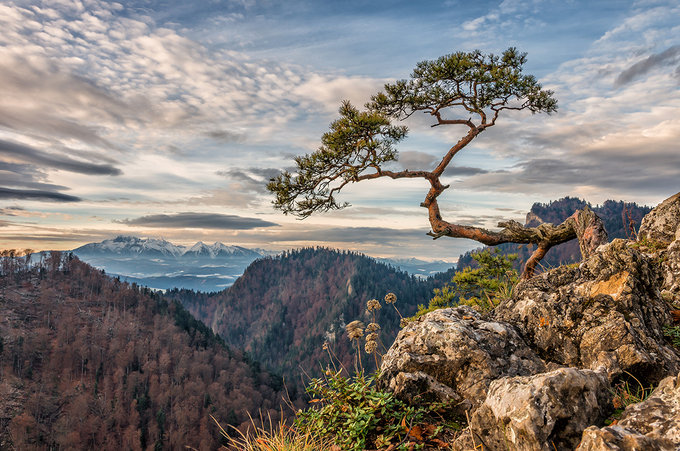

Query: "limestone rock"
<box><xmin>578</xmin><ymin>425</ymin><xmax>663</xmax><ymax>450</ymax></box>
<box><xmin>493</xmin><ymin>239</ymin><xmax>680</xmax><ymax>384</ymax></box>
<box><xmin>378</xmin><ymin>306</ymin><xmax>546</xmax><ymax>413</ymax></box>
<box><xmin>661</xmin><ymin>231</ymin><xmax>680</xmax><ymax>299</ymax></box>
<box><xmin>638</xmin><ymin>192</ymin><xmax>680</xmax><ymax>245</ymax></box>
<box><xmin>470</xmin><ymin>367</ymin><xmax>611</xmax><ymax>451</ymax></box>
<box><xmin>577</xmin><ymin>372</ymin><xmax>680</xmax><ymax>450</ymax></box>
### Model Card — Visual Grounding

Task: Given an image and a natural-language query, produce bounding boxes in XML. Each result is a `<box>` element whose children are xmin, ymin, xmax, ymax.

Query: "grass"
<box><xmin>605</xmin><ymin>371</ymin><xmax>655</xmax><ymax>425</ymax></box>
<box><xmin>212</xmin><ymin>412</ymin><xmax>333</xmax><ymax>451</ymax></box>
<box><xmin>663</xmin><ymin>325</ymin><xmax>680</xmax><ymax>348</ymax></box>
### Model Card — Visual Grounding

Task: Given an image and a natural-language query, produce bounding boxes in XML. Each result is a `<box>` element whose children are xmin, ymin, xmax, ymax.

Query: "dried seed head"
<box><xmin>365</xmin><ymin>332</ymin><xmax>378</xmax><ymax>342</ymax></box>
<box><xmin>346</xmin><ymin>320</ymin><xmax>365</xmax><ymax>340</ymax></box>
<box><xmin>384</xmin><ymin>292</ymin><xmax>397</xmax><ymax>304</ymax></box>
<box><xmin>322</xmin><ymin>341</ymin><xmax>329</xmax><ymax>350</ymax></box>
<box><xmin>366</xmin><ymin>322</ymin><xmax>381</xmax><ymax>332</ymax></box>
<box><xmin>365</xmin><ymin>340</ymin><xmax>378</xmax><ymax>354</ymax></box>
<box><xmin>367</xmin><ymin>299</ymin><xmax>382</xmax><ymax>311</ymax></box>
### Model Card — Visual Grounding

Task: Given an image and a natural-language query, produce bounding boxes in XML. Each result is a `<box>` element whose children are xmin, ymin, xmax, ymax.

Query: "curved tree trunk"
<box><xmin>424</xmin><ymin>200</ymin><xmax>608</xmax><ymax>279</ymax></box>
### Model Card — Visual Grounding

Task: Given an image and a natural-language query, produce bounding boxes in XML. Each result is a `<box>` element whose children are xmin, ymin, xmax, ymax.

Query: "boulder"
<box><xmin>378</xmin><ymin>306</ymin><xmax>546</xmax><ymax>413</ymax></box>
<box><xmin>660</xmin><ymin>227</ymin><xmax>680</xmax><ymax>299</ymax></box>
<box><xmin>577</xmin><ymin>372</ymin><xmax>680</xmax><ymax>450</ymax></box>
<box><xmin>638</xmin><ymin>192</ymin><xmax>680</xmax><ymax>245</ymax></box>
<box><xmin>471</xmin><ymin>367</ymin><xmax>612</xmax><ymax>451</ymax></box>
<box><xmin>493</xmin><ymin>239</ymin><xmax>680</xmax><ymax>384</ymax></box>
<box><xmin>578</xmin><ymin>425</ymin><xmax>664</xmax><ymax>450</ymax></box>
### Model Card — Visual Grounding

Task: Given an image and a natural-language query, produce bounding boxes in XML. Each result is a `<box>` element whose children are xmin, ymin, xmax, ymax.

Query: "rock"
<box><xmin>661</xmin><ymin>231</ymin><xmax>680</xmax><ymax>300</ymax></box>
<box><xmin>577</xmin><ymin>372</ymin><xmax>680</xmax><ymax>450</ymax></box>
<box><xmin>578</xmin><ymin>425</ymin><xmax>663</xmax><ymax>450</ymax></box>
<box><xmin>638</xmin><ymin>192</ymin><xmax>680</xmax><ymax>245</ymax></box>
<box><xmin>378</xmin><ymin>306</ymin><xmax>546</xmax><ymax>413</ymax></box>
<box><xmin>493</xmin><ymin>239</ymin><xmax>680</xmax><ymax>384</ymax></box>
<box><xmin>470</xmin><ymin>367</ymin><xmax>611</xmax><ymax>451</ymax></box>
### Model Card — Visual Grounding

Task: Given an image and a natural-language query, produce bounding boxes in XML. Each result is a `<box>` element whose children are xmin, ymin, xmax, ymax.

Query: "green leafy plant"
<box><xmin>295</xmin><ymin>371</ymin><xmax>440</xmax><ymax>450</ymax></box>
<box><xmin>413</xmin><ymin>249</ymin><xmax>518</xmax><ymax>318</ymax></box>
<box><xmin>663</xmin><ymin>325</ymin><xmax>680</xmax><ymax>348</ymax></box>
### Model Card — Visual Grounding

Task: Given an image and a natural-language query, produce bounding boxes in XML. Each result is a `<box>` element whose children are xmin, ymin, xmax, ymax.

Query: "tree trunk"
<box><xmin>426</xmin><ymin>202</ymin><xmax>608</xmax><ymax>279</ymax></box>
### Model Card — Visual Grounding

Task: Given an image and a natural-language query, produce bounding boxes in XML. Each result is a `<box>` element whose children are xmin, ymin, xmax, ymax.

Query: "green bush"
<box><xmin>295</xmin><ymin>371</ymin><xmax>436</xmax><ymax>450</ymax></box>
<box><xmin>413</xmin><ymin>249</ymin><xmax>518</xmax><ymax>319</ymax></box>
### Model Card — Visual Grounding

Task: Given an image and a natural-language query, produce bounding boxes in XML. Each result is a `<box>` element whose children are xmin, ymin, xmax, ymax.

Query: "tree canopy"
<box><xmin>268</xmin><ymin>48</ymin><xmax>606</xmax><ymax>277</ymax></box>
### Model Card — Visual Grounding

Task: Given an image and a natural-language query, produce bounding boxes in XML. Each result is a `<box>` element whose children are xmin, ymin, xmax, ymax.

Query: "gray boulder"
<box><xmin>471</xmin><ymin>367</ymin><xmax>612</xmax><ymax>451</ymax></box>
<box><xmin>378</xmin><ymin>306</ymin><xmax>546</xmax><ymax>413</ymax></box>
<box><xmin>660</xmin><ymin>227</ymin><xmax>680</xmax><ymax>299</ymax></box>
<box><xmin>638</xmin><ymin>192</ymin><xmax>680</xmax><ymax>245</ymax></box>
<box><xmin>577</xmin><ymin>372</ymin><xmax>680</xmax><ymax>450</ymax></box>
<box><xmin>493</xmin><ymin>239</ymin><xmax>680</xmax><ymax>384</ymax></box>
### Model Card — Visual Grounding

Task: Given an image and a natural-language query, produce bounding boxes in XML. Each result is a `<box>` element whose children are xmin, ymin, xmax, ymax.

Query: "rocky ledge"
<box><xmin>379</xmin><ymin>192</ymin><xmax>680</xmax><ymax>450</ymax></box>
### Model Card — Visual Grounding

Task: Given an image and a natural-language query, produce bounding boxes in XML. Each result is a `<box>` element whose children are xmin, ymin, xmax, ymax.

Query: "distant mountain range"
<box><xmin>71</xmin><ymin>236</ymin><xmax>455</xmax><ymax>291</ymax></box>
<box><xmin>71</xmin><ymin>236</ymin><xmax>272</xmax><ymax>291</ymax></box>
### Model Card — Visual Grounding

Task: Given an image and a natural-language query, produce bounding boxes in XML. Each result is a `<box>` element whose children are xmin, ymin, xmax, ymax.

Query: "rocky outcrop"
<box><xmin>378</xmin><ymin>192</ymin><xmax>680</xmax><ymax>451</ymax></box>
<box><xmin>494</xmin><ymin>239</ymin><xmax>679</xmax><ymax>384</ymax></box>
<box><xmin>638</xmin><ymin>192</ymin><xmax>680</xmax><ymax>244</ymax></box>
<box><xmin>577</xmin><ymin>372</ymin><xmax>680</xmax><ymax>450</ymax></box>
<box><xmin>661</xmin><ymin>226</ymin><xmax>680</xmax><ymax>299</ymax></box>
<box><xmin>471</xmin><ymin>368</ymin><xmax>611</xmax><ymax>451</ymax></box>
<box><xmin>378</xmin><ymin>306</ymin><xmax>546</xmax><ymax>413</ymax></box>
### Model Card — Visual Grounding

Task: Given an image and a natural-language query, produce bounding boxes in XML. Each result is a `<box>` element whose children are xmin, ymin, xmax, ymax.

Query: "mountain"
<box><xmin>165</xmin><ymin>247</ymin><xmax>455</xmax><ymax>389</ymax></box>
<box><xmin>71</xmin><ymin>236</ymin><xmax>453</xmax><ymax>291</ymax></box>
<box><xmin>457</xmin><ymin>198</ymin><xmax>652</xmax><ymax>270</ymax></box>
<box><xmin>377</xmin><ymin>257</ymin><xmax>455</xmax><ymax>277</ymax></box>
<box><xmin>0</xmin><ymin>253</ymin><xmax>289</xmax><ymax>450</ymax></box>
<box><xmin>71</xmin><ymin>236</ymin><xmax>272</xmax><ymax>292</ymax></box>
<box><xmin>74</xmin><ymin>235</ymin><xmax>185</xmax><ymax>257</ymax></box>
<box><xmin>182</xmin><ymin>241</ymin><xmax>263</xmax><ymax>259</ymax></box>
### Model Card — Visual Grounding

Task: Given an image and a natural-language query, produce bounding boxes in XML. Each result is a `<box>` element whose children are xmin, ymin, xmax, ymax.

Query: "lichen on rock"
<box><xmin>470</xmin><ymin>367</ymin><xmax>612</xmax><ymax>451</ymax></box>
<box><xmin>378</xmin><ymin>306</ymin><xmax>546</xmax><ymax>414</ymax></box>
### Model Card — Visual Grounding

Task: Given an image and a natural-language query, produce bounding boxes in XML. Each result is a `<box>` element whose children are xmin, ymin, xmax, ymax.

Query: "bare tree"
<box><xmin>268</xmin><ymin>48</ymin><xmax>607</xmax><ymax>278</ymax></box>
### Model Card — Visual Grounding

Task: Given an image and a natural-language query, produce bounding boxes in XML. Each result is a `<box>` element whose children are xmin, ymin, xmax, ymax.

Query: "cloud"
<box><xmin>205</xmin><ymin>130</ymin><xmax>246</xmax><ymax>142</ymax></box>
<box><xmin>0</xmin><ymin>187</ymin><xmax>82</xmax><ymax>202</ymax></box>
<box><xmin>116</xmin><ymin>212</ymin><xmax>279</xmax><ymax>229</ymax></box>
<box><xmin>0</xmin><ymin>139</ymin><xmax>122</xmax><ymax>175</ymax></box>
<box><xmin>396</xmin><ymin>151</ymin><xmax>438</xmax><ymax>170</ymax></box>
<box><xmin>615</xmin><ymin>45</ymin><xmax>680</xmax><ymax>86</ymax></box>
<box><xmin>445</xmin><ymin>166</ymin><xmax>489</xmax><ymax>176</ymax></box>
<box><xmin>0</xmin><ymin>206</ymin><xmax>24</xmax><ymax>216</ymax></box>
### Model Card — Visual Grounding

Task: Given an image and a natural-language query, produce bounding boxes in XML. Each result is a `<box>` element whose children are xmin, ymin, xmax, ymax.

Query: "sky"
<box><xmin>0</xmin><ymin>0</ymin><xmax>679</xmax><ymax>261</ymax></box>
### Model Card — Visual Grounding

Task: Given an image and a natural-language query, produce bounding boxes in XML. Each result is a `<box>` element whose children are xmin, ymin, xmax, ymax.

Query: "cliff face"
<box><xmin>379</xmin><ymin>193</ymin><xmax>680</xmax><ymax>450</ymax></box>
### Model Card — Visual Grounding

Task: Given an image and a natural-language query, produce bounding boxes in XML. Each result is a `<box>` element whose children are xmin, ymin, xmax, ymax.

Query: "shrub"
<box><xmin>294</xmin><ymin>371</ymin><xmax>438</xmax><ymax>450</ymax></box>
<box><xmin>412</xmin><ymin>249</ymin><xmax>518</xmax><ymax>319</ymax></box>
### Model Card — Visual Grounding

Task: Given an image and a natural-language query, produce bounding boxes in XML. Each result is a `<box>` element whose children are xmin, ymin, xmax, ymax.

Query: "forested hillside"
<box><xmin>167</xmin><ymin>248</ymin><xmax>454</xmax><ymax>387</ymax></box>
<box><xmin>458</xmin><ymin>198</ymin><xmax>651</xmax><ymax>270</ymax></box>
<box><xmin>0</xmin><ymin>253</ymin><xmax>288</xmax><ymax>450</ymax></box>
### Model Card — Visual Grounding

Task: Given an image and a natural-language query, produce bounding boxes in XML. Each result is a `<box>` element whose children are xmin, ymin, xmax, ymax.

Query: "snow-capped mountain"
<box><xmin>74</xmin><ymin>236</ymin><xmax>186</xmax><ymax>257</ymax></box>
<box><xmin>182</xmin><ymin>241</ymin><xmax>262</xmax><ymax>259</ymax></box>
<box><xmin>71</xmin><ymin>236</ymin><xmax>271</xmax><ymax>291</ymax></box>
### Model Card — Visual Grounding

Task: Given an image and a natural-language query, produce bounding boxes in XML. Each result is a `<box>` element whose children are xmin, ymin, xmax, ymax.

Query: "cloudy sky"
<box><xmin>0</xmin><ymin>0</ymin><xmax>678</xmax><ymax>261</ymax></box>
